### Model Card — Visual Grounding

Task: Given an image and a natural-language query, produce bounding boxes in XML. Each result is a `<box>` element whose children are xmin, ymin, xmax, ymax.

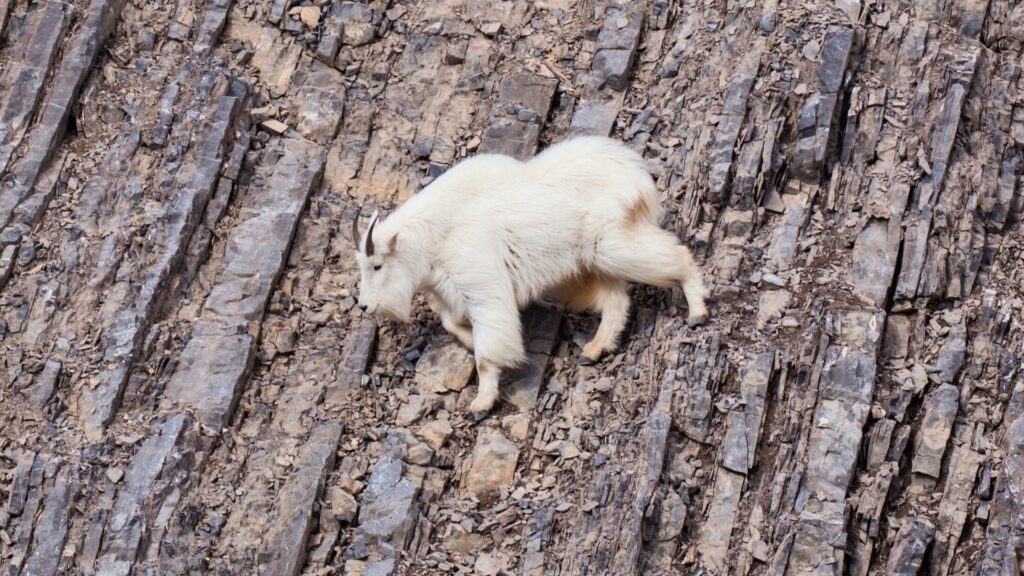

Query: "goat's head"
<box><xmin>352</xmin><ymin>208</ymin><xmax>414</xmax><ymax>322</ymax></box>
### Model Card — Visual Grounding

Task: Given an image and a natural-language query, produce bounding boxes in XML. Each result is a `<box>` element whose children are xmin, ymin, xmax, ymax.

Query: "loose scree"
<box><xmin>352</xmin><ymin>136</ymin><xmax>709</xmax><ymax>414</ymax></box>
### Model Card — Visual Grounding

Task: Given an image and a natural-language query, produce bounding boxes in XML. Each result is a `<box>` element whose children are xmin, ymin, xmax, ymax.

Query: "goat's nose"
<box><xmin>359</xmin><ymin>304</ymin><xmax>368</xmax><ymax>312</ymax></box>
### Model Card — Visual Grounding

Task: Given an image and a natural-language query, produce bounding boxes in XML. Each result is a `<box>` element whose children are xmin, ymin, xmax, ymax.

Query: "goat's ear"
<box><xmin>387</xmin><ymin>233</ymin><xmax>398</xmax><ymax>253</ymax></box>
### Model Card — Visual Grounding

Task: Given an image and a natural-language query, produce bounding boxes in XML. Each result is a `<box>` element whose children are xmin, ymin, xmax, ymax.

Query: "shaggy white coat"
<box><xmin>354</xmin><ymin>136</ymin><xmax>708</xmax><ymax>413</ymax></box>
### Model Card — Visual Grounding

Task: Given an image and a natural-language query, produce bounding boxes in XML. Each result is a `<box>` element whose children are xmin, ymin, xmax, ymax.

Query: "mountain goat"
<box><xmin>352</xmin><ymin>136</ymin><xmax>708</xmax><ymax>415</ymax></box>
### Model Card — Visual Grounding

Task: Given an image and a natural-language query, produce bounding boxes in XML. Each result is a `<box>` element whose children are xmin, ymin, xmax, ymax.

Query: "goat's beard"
<box><xmin>380</xmin><ymin>303</ymin><xmax>411</xmax><ymax>319</ymax></box>
<box><xmin>377</xmin><ymin>297</ymin><xmax>413</xmax><ymax>323</ymax></box>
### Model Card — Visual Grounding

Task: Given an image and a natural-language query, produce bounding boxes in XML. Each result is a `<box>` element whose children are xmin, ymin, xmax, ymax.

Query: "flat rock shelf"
<box><xmin>1</xmin><ymin>0</ymin><xmax>1023</xmax><ymax>575</ymax></box>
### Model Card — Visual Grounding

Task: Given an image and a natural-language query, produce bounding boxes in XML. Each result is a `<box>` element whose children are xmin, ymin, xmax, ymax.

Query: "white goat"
<box><xmin>353</xmin><ymin>136</ymin><xmax>708</xmax><ymax>414</ymax></box>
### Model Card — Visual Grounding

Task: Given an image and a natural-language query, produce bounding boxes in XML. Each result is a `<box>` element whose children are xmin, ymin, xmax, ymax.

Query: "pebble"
<box><xmin>106</xmin><ymin>467</ymin><xmax>124</xmax><ymax>483</ymax></box>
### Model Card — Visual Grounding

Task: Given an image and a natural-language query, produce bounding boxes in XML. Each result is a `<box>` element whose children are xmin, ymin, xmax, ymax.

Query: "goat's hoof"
<box><xmin>686</xmin><ymin>313</ymin><xmax>708</xmax><ymax>328</ymax></box>
<box><xmin>578</xmin><ymin>355</ymin><xmax>597</xmax><ymax>366</ymax></box>
<box><xmin>469</xmin><ymin>410</ymin><xmax>489</xmax><ymax>422</ymax></box>
<box><xmin>467</xmin><ymin>396</ymin><xmax>495</xmax><ymax>416</ymax></box>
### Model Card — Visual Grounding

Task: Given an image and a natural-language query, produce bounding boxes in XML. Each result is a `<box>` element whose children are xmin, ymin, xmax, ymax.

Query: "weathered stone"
<box><xmin>786</xmin><ymin>311</ymin><xmax>883</xmax><ymax>576</ymax></box>
<box><xmin>358</xmin><ymin>437</ymin><xmax>418</xmax><ymax>543</ymax></box>
<box><xmin>911</xmin><ymin>383</ymin><xmax>959</xmax><ymax>482</ymax></box>
<box><xmin>928</xmin><ymin>83</ymin><xmax>969</xmax><ymax>194</ymax></box>
<box><xmin>698</xmin><ymin>468</ymin><xmax>745</xmax><ymax>573</ymax></box>
<box><xmin>160</xmin><ymin>330</ymin><xmax>253</xmax><ymax>430</ymax></box>
<box><xmin>316</xmin><ymin>6</ymin><xmax>344</xmax><ymax>63</ymax></box>
<box><xmin>445</xmin><ymin>40</ymin><xmax>468</xmax><ymax>65</ymax></box>
<box><xmin>569</xmin><ymin>96</ymin><xmax>623</xmax><ymax>136</ymax></box>
<box><xmin>791</xmin><ymin>26</ymin><xmax>853</xmax><ymax>183</ymax></box>
<box><xmin>756</xmin><ymin>290</ymin><xmax>790</xmax><ymax>329</ymax></box>
<box><xmin>332</xmin><ymin>487</ymin><xmax>359</xmax><ymax>523</ymax></box>
<box><xmin>260</xmin><ymin>118</ymin><xmax>289</xmax><ymax>135</ymax></box>
<box><xmin>339</xmin><ymin>2</ymin><xmax>376</xmax><ymax>46</ymax></box>
<box><xmin>231</xmin><ymin>19</ymin><xmax>300</xmax><ymax>97</ymax></box>
<box><xmin>151</xmin><ymin>83</ymin><xmax>179</xmax><ymax>147</ymax></box>
<box><xmin>363</xmin><ymin>558</ymin><xmax>396</xmax><ymax>576</ymax></box>
<box><xmin>413</xmin><ymin>335</ymin><xmax>474</xmax><ymax>394</ymax></box>
<box><xmin>887</xmin><ymin>517</ymin><xmax>935</xmax><ymax>576</ymax></box>
<box><xmin>721</xmin><ymin>352</ymin><xmax>774</xmax><ymax>474</ymax></box>
<box><xmin>2</xmin><ymin>0</ymin><xmax>116</xmax><ymax>237</ymax></box>
<box><xmin>502</xmin><ymin>413</ymin><xmax>531</xmax><ymax>440</ymax></box>
<box><xmin>476</xmin><ymin>73</ymin><xmax>558</xmax><ymax>162</ymax></box>
<box><xmin>766</xmin><ymin>192</ymin><xmax>808</xmax><ymax>270</ymax></box>
<box><xmin>610</xmin><ymin>358</ymin><xmax>677</xmax><ymax>573</ymax></box>
<box><xmin>395</xmin><ymin>429</ymin><xmax>434</xmax><ymax>466</ymax></box>
<box><xmin>395</xmin><ymin>394</ymin><xmax>439</xmax><ymax>427</ymax></box>
<box><xmin>817</xmin><ymin>25</ymin><xmax>854</xmax><ymax>93</ymax></box>
<box><xmin>0</xmin><ymin>2</ymin><xmax>71</xmax><ymax>183</ymax></box>
<box><xmin>648</xmin><ymin>487</ymin><xmax>687</xmax><ymax>544</ymax></box>
<box><xmin>6</xmin><ymin>450</ymin><xmax>37</xmax><ymax>516</ymax></box>
<box><xmin>288</xmin><ymin>61</ymin><xmax>345</xmax><ymax>143</ymax></box>
<box><xmin>464</xmin><ymin>429</ymin><xmax>519</xmax><ymax>499</ymax></box>
<box><xmin>80</xmin><ymin>94</ymin><xmax>242</xmax><ymax>440</ymax></box>
<box><xmin>592</xmin><ymin>49</ymin><xmax>636</xmax><ymax>91</ymax></box>
<box><xmin>504</xmin><ymin>73</ymin><xmax>558</xmax><ymax>119</ymax></box>
<box><xmin>930</xmin><ymin>429</ymin><xmax>984</xmax><ymax>575</ymax></box>
<box><xmin>595</xmin><ymin>9</ymin><xmax>641</xmax><ymax>48</ymax></box>
<box><xmin>327</xmin><ymin>319</ymin><xmax>377</xmax><ymax>405</ymax></box>
<box><xmin>980</xmin><ymin>381</ymin><xmax>1024</xmax><ymax>574</ymax></box>
<box><xmin>501</xmin><ymin>305</ymin><xmax>562</xmax><ymax>410</ymax></box>
<box><xmin>416</xmin><ymin>419</ymin><xmax>453</xmax><ymax>451</ymax></box>
<box><xmin>521</xmin><ymin>507</ymin><xmax>553</xmax><ymax>575</ymax></box>
<box><xmin>0</xmin><ymin>0</ymin><xmax>11</xmax><ymax>40</ymax></box>
<box><xmin>96</xmin><ymin>414</ymin><xmax>191</xmax><ymax>576</ymax></box>
<box><xmin>29</xmin><ymin>358</ymin><xmax>61</xmax><ymax>407</ymax></box>
<box><xmin>478</xmin><ymin>119</ymin><xmax>542</xmax><ymax>161</ymax></box>
<box><xmin>936</xmin><ymin>321</ymin><xmax>966</xmax><ymax>384</ymax></box>
<box><xmin>474</xmin><ymin>551</ymin><xmax>508</xmax><ymax>576</ymax></box>
<box><xmin>865</xmin><ymin>418</ymin><xmax>896</xmax><ymax>472</ymax></box>
<box><xmin>707</xmin><ymin>44</ymin><xmax>761</xmax><ymax>204</ymax></box>
<box><xmin>22</xmin><ymin>466</ymin><xmax>79</xmax><ymax>576</ymax></box>
<box><xmin>161</xmin><ymin>137</ymin><xmax>323</xmax><ymax>429</ymax></box>
<box><xmin>850</xmin><ymin>184</ymin><xmax>910</xmax><ymax>307</ymax></box>
<box><xmin>194</xmin><ymin>0</ymin><xmax>230</xmax><ymax>55</ymax></box>
<box><xmin>263</xmin><ymin>421</ymin><xmax>341</xmax><ymax>576</ymax></box>
<box><xmin>292</xmin><ymin>5</ymin><xmax>320</xmax><ymax>28</ymax></box>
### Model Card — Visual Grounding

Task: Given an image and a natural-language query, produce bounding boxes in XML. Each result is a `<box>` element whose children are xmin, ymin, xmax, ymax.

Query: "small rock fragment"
<box><xmin>332</xmin><ymin>487</ymin><xmax>359</xmax><ymax>522</ymax></box>
<box><xmin>106</xmin><ymin>467</ymin><xmax>124</xmax><ymax>484</ymax></box>
<box><xmin>416</xmin><ymin>419</ymin><xmax>453</xmax><ymax>451</ymax></box>
<box><xmin>502</xmin><ymin>413</ymin><xmax>531</xmax><ymax>440</ymax></box>
<box><xmin>474</xmin><ymin>551</ymin><xmax>507</xmax><ymax>576</ymax></box>
<box><xmin>260</xmin><ymin>119</ymin><xmax>289</xmax><ymax>135</ymax></box>
<box><xmin>296</xmin><ymin>5</ymin><xmax>321</xmax><ymax>28</ymax></box>
<box><xmin>464</xmin><ymin>429</ymin><xmax>519</xmax><ymax>499</ymax></box>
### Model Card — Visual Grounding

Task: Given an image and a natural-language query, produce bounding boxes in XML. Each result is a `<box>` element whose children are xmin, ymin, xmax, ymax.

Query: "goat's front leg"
<box><xmin>428</xmin><ymin>294</ymin><xmax>475</xmax><ymax>351</ymax></box>
<box><xmin>466</xmin><ymin>300</ymin><xmax>525</xmax><ymax>416</ymax></box>
<box><xmin>444</xmin><ymin>316</ymin><xmax>475</xmax><ymax>352</ymax></box>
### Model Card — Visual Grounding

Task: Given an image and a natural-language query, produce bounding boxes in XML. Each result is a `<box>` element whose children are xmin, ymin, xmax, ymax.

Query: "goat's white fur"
<box><xmin>354</xmin><ymin>136</ymin><xmax>709</xmax><ymax>414</ymax></box>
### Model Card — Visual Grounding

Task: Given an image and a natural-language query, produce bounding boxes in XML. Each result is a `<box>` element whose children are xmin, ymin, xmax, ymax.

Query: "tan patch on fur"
<box><xmin>624</xmin><ymin>195</ymin><xmax>659</xmax><ymax>229</ymax></box>
<box><xmin>550</xmin><ymin>270</ymin><xmax>615</xmax><ymax>312</ymax></box>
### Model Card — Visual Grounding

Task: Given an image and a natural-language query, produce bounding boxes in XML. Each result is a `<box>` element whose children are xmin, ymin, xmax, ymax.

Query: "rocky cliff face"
<box><xmin>0</xmin><ymin>0</ymin><xmax>1022</xmax><ymax>574</ymax></box>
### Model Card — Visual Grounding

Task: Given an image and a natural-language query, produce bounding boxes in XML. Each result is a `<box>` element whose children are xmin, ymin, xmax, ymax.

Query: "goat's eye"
<box><xmin>373</xmin><ymin>264</ymin><xmax>382</xmax><ymax>271</ymax></box>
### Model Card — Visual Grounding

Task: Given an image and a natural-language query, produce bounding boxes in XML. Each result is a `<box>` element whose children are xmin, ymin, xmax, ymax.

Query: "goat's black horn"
<box><xmin>350</xmin><ymin>206</ymin><xmax>363</xmax><ymax>250</ymax></box>
<box><xmin>365</xmin><ymin>210</ymin><xmax>380</xmax><ymax>256</ymax></box>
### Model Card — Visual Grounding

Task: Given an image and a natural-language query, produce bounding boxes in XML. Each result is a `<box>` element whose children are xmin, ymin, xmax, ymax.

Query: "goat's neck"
<box><xmin>384</xmin><ymin>217</ymin><xmax>435</xmax><ymax>291</ymax></box>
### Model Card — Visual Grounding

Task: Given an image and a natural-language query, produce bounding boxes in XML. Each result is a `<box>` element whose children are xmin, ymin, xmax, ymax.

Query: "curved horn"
<box><xmin>365</xmin><ymin>210</ymin><xmax>380</xmax><ymax>256</ymax></box>
<box><xmin>350</xmin><ymin>206</ymin><xmax>363</xmax><ymax>250</ymax></box>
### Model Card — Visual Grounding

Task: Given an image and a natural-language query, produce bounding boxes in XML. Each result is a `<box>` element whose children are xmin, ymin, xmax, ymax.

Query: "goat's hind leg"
<box><xmin>597</xmin><ymin>226</ymin><xmax>709</xmax><ymax>326</ymax></box>
<box><xmin>578</xmin><ymin>279</ymin><xmax>631</xmax><ymax>364</ymax></box>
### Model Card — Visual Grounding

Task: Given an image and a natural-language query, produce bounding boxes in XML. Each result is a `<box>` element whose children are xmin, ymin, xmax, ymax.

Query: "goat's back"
<box><xmin>408</xmin><ymin>137</ymin><xmax>664</xmax><ymax>304</ymax></box>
